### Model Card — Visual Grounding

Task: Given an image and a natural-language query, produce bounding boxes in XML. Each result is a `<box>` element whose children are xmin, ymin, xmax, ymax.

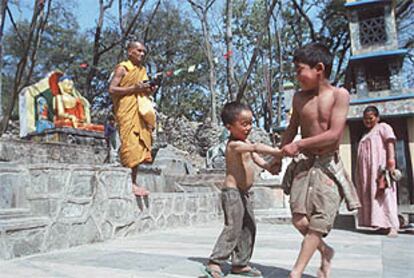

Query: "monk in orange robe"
<box><xmin>109</xmin><ymin>41</ymin><xmax>157</xmax><ymax>196</ymax></box>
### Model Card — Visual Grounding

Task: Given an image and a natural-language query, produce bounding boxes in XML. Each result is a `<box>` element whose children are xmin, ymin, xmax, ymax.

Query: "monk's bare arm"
<box><xmin>108</xmin><ymin>66</ymin><xmax>151</xmax><ymax>96</ymax></box>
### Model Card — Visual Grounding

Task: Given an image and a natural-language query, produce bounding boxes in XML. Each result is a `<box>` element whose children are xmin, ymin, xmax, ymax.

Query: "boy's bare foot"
<box><xmin>317</xmin><ymin>245</ymin><xmax>334</xmax><ymax>278</ymax></box>
<box><xmin>231</xmin><ymin>265</ymin><xmax>262</xmax><ymax>276</ymax></box>
<box><xmin>387</xmin><ymin>228</ymin><xmax>398</xmax><ymax>238</ymax></box>
<box><xmin>289</xmin><ymin>270</ymin><xmax>302</xmax><ymax>278</ymax></box>
<box><xmin>205</xmin><ymin>263</ymin><xmax>224</xmax><ymax>278</ymax></box>
<box><xmin>132</xmin><ymin>184</ymin><xmax>150</xmax><ymax>196</ymax></box>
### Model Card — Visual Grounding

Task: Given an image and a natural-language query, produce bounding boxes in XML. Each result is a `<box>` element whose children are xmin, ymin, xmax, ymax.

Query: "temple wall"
<box><xmin>407</xmin><ymin>118</ymin><xmax>414</xmax><ymax>183</ymax></box>
<box><xmin>0</xmin><ymin>163</ymin><xmax>221</xmax><ymax>260</ymax></box>
<box><xmin>0</xmin><ymin>138</ymin><xmax>107</xmax><ymax>165</ymax></box>
<box><xmin>340</xmin><ymin>126</ymin><xmax>353</xmax><ymax>176</ymax></box>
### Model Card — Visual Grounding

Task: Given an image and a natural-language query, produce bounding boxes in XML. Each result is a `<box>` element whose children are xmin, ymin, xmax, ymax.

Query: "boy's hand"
<box><xmin>268</xmin><ymin>158</ymin><xmax>282</xmax><ymax>175</ymax></box>
<box><xmin>282</xmin><ymin>141</ymin><xmax>300</xmax><ymax>157</ymax></box>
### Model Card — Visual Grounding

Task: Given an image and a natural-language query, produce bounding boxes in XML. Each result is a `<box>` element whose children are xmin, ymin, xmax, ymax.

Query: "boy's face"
<box><xmin>294</xmin><ymin>62</ymin><xmax>319</xmax><ymax>91</ymax></box>
<box><xmin>226</xmin><ymin>109</ymin><xmax>253</xmax><ymax>141</ymax></box>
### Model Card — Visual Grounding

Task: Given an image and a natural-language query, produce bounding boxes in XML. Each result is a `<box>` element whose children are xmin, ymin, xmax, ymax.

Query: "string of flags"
<box><xmin>78</xmin><ymin>49</ymin><xmax>234</xmax><ymax>81</ymax></box>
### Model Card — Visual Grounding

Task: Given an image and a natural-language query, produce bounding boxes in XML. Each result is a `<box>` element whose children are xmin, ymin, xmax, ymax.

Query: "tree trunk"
<box><xmin>275</xmin><ymin>3</ymin><xmax>284</xmax><ymax>126</ymax></box>
<box><xmin>0</xmin><ymin>0</ymin><xmax>8</xmax><ymax>119</ymax></box>
<box><xmin>202</xmin><ymin>14</ymin><xmax>218</xmax><ymax>125</ymax></box>
<box><xmin>225</xmin><ymin>0</ymin><xmax>236</xmax><ymax>101</ymax></box>
<box><xmin>0</xmin><ymin>0</ymin><xmax>45</xmax><ymax>135</ymax></box>
<box><xmin>236</xmin><ymin>0</ymin><xmax>278</xmax><ymax>102</ymax></box>
<box><xmin>187</xmin><ymin>0</ymin><xmax>218</xmax><ymax>125</ymax></box>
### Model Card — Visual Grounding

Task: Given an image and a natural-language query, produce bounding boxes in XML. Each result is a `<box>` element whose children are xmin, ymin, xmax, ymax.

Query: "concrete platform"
<box><xmin>0</xmin><ymin>221</ymin><xmax>413</xmax><ymax>278</ymax></box>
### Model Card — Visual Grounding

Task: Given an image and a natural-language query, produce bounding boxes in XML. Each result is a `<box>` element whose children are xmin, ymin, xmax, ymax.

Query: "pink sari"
<box><xmin>356</xmin><ymin>122</ymin><xmax>399</xmax><ymax>229</ymax></box>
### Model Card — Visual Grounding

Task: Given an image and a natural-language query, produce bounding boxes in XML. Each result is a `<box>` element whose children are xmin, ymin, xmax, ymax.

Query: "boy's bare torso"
<box><xmin>295</xmin><ymin>86</ymin><xmax>341</xmax><ymax>155</ymax></box>
<box><xmin>224</xmin><ymin>139</ymin><xmax>257</xmax><ymax>191</ymax></box>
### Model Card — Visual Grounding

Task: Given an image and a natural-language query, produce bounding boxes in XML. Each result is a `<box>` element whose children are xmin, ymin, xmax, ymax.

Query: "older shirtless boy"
<box><xmin>203</xmin><ymin>102</ymin><xmax>282</xmax><ymax>278</ymax></box>
<box><xmin>278</xmin><ymin>43</ymin><xmax>360</xmax><ymax>278</ymax></box>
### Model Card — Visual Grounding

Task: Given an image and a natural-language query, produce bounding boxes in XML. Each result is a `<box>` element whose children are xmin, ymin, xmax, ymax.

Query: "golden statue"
<box><xmin>53</xmin><ymin>75</ymin><xmax>103</xmax><ymax>132</ymax></box>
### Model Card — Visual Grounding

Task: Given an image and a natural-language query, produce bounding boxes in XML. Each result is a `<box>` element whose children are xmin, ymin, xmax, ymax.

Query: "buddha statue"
<box><xmin>54</xmin><ymin>76</ymin><xmax>103</xmax><ymax>132</ymax></box>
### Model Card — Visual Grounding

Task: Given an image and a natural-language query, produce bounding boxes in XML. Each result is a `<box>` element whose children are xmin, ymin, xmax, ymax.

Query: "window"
<box><xmin>358</xmin><ymin>7</ymin><xmax>387</xmax><ymax>47</ymax></box>
<box><xmin>365</xmin><ymin>61</ymin><xmax>390</xmax><ymax>91</ymax></box>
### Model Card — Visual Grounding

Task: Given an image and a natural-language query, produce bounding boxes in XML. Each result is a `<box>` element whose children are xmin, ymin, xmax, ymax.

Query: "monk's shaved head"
<box><xmin>127</xmin><ymin>41</ymin><xmax>145</xmax><ymax>51</ymax></box>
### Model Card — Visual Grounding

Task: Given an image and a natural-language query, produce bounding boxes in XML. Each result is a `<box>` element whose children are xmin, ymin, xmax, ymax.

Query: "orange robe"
<box><xmin>112</xmin><ymin>60</ymin><xmax>153</xmax><ymax>168</ymax></box>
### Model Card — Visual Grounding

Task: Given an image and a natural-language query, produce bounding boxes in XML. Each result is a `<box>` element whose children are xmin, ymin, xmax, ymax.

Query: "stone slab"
<box><xmin>1</xmin><ymin>222</ymin><xmax>412</xmax><ymax>277</ymax></box>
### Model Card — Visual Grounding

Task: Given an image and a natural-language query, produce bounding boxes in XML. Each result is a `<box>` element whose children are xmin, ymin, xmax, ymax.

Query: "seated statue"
<box><xmin>54</xmin><ymin>76</ymin><xmax>103</xmax><ymax>132</ymax></box>
<box><xmin>19</xmin><ymin>71</ymin><xmax>103</xmax><ymax>137</ymax></box>
<box><xmin>35</xmin><ymin>96</ymin><xmax>54</xmax><ymax>133</ymax></box>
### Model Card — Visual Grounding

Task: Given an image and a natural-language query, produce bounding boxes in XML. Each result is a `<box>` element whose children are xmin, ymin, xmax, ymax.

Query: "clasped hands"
<box><xmin>251</xmin><ymin>141</ymin><xmax>301</xmax><ymax>175</ymax></box>
<box><xmin>133</xmin><ymin>81</ymin><xmax>158</xmax><ymax>94</ymax></box>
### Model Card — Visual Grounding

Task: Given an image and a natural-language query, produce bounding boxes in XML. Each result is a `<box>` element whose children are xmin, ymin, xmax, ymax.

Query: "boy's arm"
<box><xmin>253</xmin><ymin>142</ymin><xmax>283</xmax><ymax>158</ymax></box>
<box><xmin>228</xmin><ymin>140</ymin><xmax>256</xmax><ymax>153</ymax></box>
<box><xmin>229</xmin><ymin>141</ymin><xmax>282</xmax><ymax>158</ymax></box>
<box><xmin>282</xmin><ymin>88</ymin><xmax>350</xmax><ymax>156</ymax></box>
<box><xmin>251</xmin><ymin>152</ymin><xmax>272</xmax><ymax>171</ymax></box>
<box><xmin>266</xmin><ymin>94</ymin><xmax>299</xmax><ymax>174</ymax></box>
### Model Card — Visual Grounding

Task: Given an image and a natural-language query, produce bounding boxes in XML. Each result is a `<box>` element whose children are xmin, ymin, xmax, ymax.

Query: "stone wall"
<box><xmin>0</xmin><ymin>138</ymin><xmax>107</xmax><ymax>164</ymax></box>
<box><xmin>0</xmin><ymin>163</ymin><xmax>221</xmax><ymax>260</ymax></box>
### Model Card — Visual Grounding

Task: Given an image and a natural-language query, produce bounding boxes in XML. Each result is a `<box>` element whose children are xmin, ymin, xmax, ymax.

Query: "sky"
<box><xmin>6</xmin><ymin>0</ymin><xmax>117</xmax><ymax>31</ymax></box>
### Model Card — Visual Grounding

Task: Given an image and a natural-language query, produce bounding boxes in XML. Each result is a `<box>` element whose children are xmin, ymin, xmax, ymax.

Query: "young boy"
<box><xmin>203</xmin><ymin>102</ymin><xmax>282</xmax><ymax>278</ymax></box>
<box><xmin>279</xmin><ymin>43</ymin><xmax>360</xmax><ymax>278</ymax></box>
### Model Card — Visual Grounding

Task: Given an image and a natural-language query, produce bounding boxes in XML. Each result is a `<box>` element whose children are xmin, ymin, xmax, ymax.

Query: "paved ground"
<box><xmin>0</xmin><ymin>221</ymin><xmax>413</xmax><ymax>278</ymax></box>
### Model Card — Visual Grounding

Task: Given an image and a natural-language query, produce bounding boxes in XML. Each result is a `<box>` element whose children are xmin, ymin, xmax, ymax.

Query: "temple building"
<box><xmin>340</xmin><ymin>0</ymin><xmax>414</xmax><ymax>210</ymax></box>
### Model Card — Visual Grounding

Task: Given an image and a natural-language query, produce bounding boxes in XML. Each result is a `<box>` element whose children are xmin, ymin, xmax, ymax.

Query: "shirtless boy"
<box><xmin>279</xmin><ymin>43</ymin><xmax>360</xmax><ymax>278</ymax></box>
<box><xmin>203</xmin><ymin>102</ymin><xmax>282</xmax><ymax>278</ymax></box>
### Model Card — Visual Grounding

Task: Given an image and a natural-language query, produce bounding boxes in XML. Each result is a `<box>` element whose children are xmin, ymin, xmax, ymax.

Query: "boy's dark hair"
<box><xmin>293</xmin><ymin>42</ymin><xmax>333</xmax><ymax>78</ymax></box>
<box><xmin>221</xmin><ymin>101</ymin><xmax>252</xmax><ymax>126</ymax></box>
<box><xmin>363</xmin><ymin>105</ymin><xmax>379</xmax><ymax>117</ymax></box>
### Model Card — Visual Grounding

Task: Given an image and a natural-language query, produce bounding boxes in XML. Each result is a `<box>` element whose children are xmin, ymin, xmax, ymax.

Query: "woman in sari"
<box><xmin>356</xmin><ymin>106</ymin><xmax>399</xmax><ymax>237</ymax></box>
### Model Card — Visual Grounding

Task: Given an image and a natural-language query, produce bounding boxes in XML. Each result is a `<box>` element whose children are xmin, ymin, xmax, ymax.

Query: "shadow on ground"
<box><xmin>189</xmin><ymin>257</ymin><xmax>315</xmax><ymax>278</ymax></box>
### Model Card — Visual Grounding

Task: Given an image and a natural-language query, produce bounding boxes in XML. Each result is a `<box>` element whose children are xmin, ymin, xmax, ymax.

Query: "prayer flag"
<box><xmin>213</xmin><ymin>57</ymin><xmax>219</xmax><ymax>64</ymax></box>
<box><xmin>173</xmin><ymin>69</ymin><xmax>184</xmax><ymax>76</ymax></box>
<box><xmin>188</xmin><ymin>65</ymin><xmax>196</xmax><ymax>73</ymax></box>
<box><xmin>166</xmin><ymin>70</ymin><xmax>173</xmax><ymax>77</ymax></box>
<box><xmin>224</xmin><ymin>50</ymin><xmax>233</xmax><ymax>60</ymax></box>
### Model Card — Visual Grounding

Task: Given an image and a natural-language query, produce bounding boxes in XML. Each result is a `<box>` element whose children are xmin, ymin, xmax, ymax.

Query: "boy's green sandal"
<box><xmin>202</xmin><ymin>266</ymin><xmax>225</xmax><ymax>278</ymax></box>
<box><xmin>230</xmin><ymin>267</ymin><xmax>262</xmax><ymax>277</ymax></box>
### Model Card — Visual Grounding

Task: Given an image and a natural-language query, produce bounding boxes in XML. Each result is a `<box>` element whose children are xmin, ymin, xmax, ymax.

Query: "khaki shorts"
<box><xmin>288</xmin><ymin>155</ymin><xmax>342</xmax><ymax>235</ymax></box>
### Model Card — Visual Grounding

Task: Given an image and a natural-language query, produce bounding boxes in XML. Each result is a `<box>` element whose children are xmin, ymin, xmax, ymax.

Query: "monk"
<box><xmin>109</xmin><ymin>41</ymin><xmax>157</xmax><ymax>196</ymax></box>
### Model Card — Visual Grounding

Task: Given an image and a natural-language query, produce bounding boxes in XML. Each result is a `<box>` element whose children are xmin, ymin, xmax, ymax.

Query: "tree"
<box><xmin>0</xmin><ymin>0</ymin><xmax>8</xmax><ymax>118</ymax></box>
<box><xmin>0</xmin><ymin>0</ymin><xmax>52</xmax><ymax>135</ymax></box>
<box><xmin>186</xmin><ymin>0</ymin><xmax>220</xmax><ymax>125</ymax></box>
<box><xmin>225</xmin><ymin>0</ymin><xmax>237</xmax><ymax>100</ymax></box>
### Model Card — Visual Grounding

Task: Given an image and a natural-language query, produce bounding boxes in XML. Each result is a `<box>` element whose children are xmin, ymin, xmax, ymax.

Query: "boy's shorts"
<box><xmin>284</xmin><ymin>153</ymin><xmax>346</xmax><ymax>235</ymax></box>
<box><xmin>290</xmin><ymin>165</ymin><xmax>342</xmax><ymax>235</ymax></box>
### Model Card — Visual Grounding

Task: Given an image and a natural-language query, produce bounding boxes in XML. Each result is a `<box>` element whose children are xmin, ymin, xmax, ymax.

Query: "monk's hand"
<box><xmin>281</xmin><ymin>141</ymin><xmax>300</xmax><ymax>157</ymax></box>
<box><xmin>149</xmin><ymin>85</ymin><xmax>158</xmax><ymax>94</ymax></box>
<box><xmin>133</xmin><ymin>81</ymin><xmax>151</xmax><ymax>92</ymax></box>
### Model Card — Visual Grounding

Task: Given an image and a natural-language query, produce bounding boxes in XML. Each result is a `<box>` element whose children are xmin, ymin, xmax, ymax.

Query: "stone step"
<box><xmin>334</xmin><ymin>212</ymin><xmax>358</xmax><ymax>230</ymax></box>
<box><xmin>254</xmin><ymin>208</ymin><xmax>292</xmax><ymax>224</ymax></box>
<box><xmin>0</xmin><ymin>215</ymin><xmax>50</xmax><ymax>231</ymax></box>
<box><xmin>0</xmin><ymin>208</ymin><xmax>32</xmax><ymax>220</ymax></box>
